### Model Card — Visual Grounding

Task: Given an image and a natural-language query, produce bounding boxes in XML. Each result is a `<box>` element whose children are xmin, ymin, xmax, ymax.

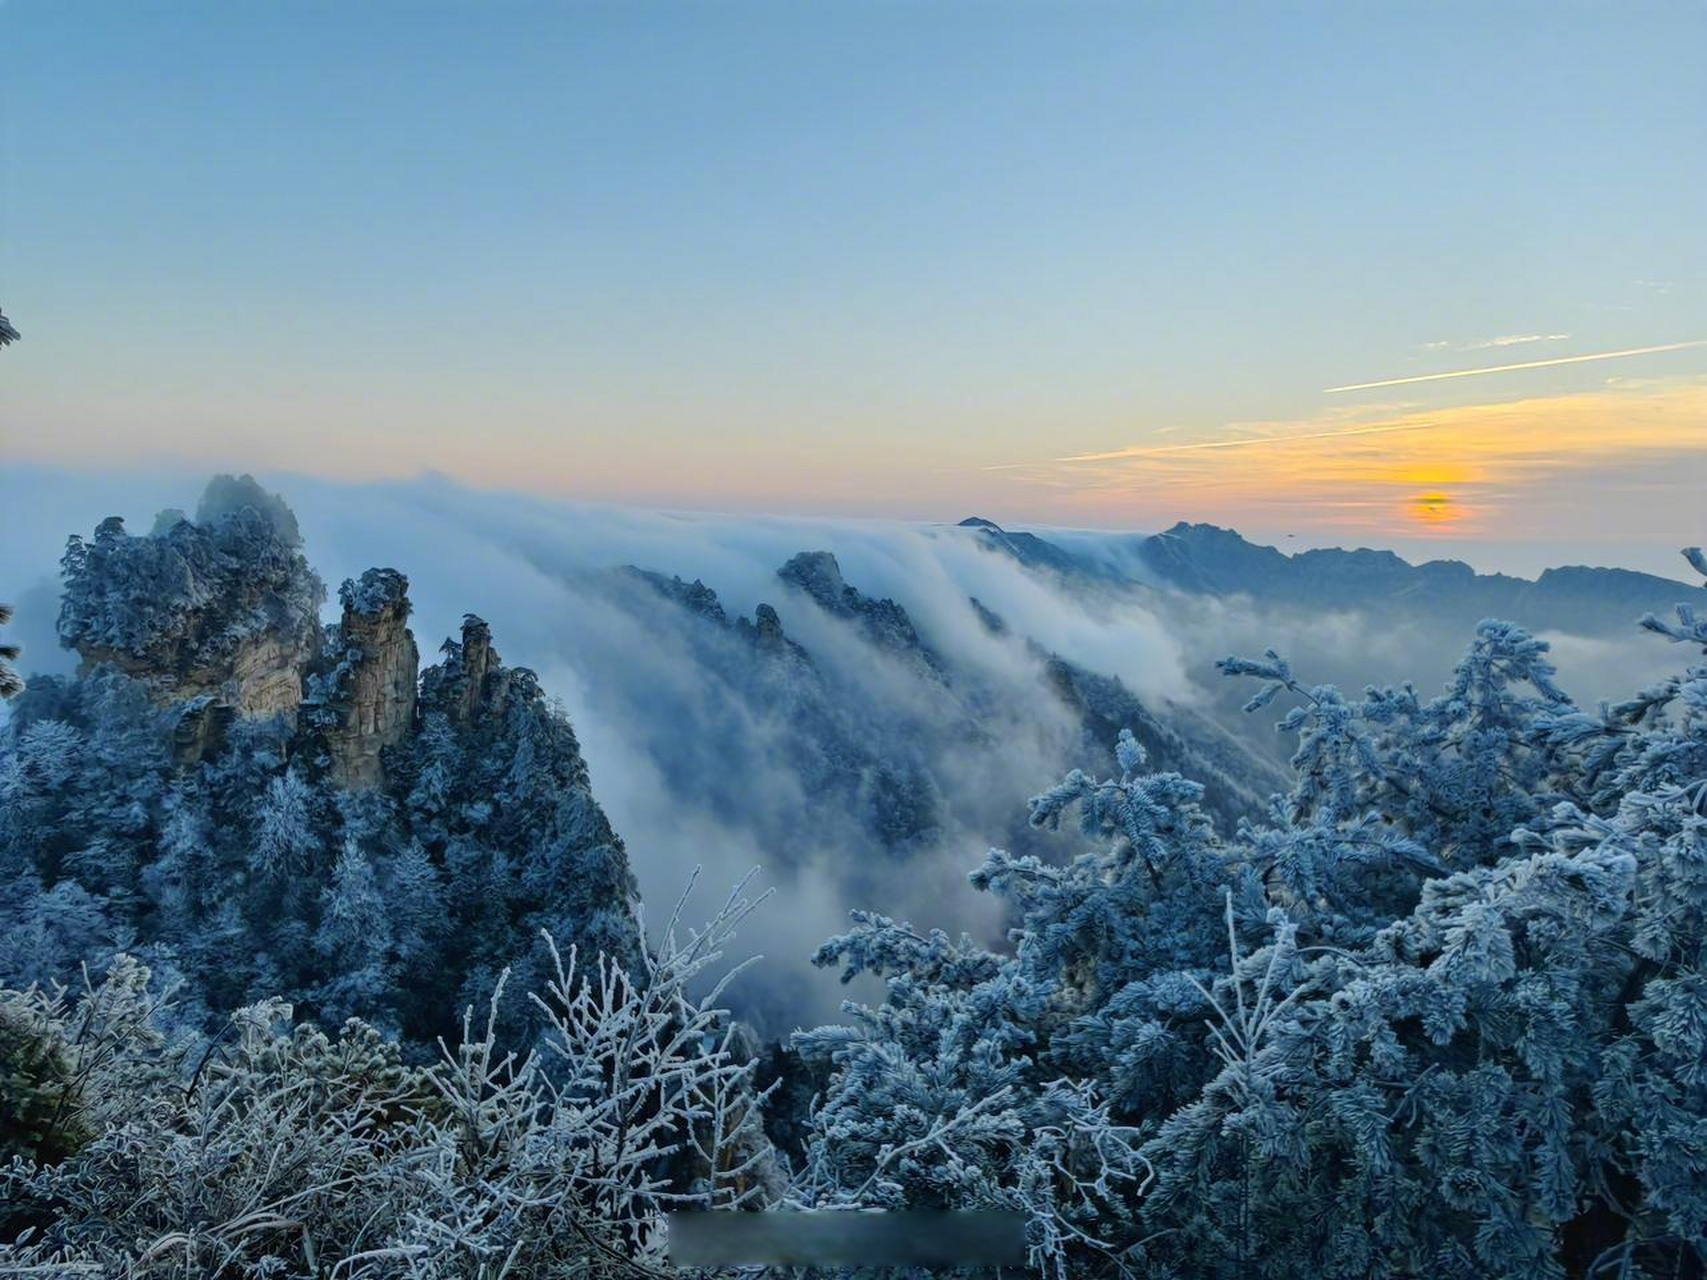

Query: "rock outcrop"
<box><xmin>777</xmin><ymin>551</ymin><xmax>944</xmax><ymax>675</ymax></box>
<box><xmin>743</xmin><ymin>602</ymin><xmax>796</xmax><ymax>657</ymax></box>
<box><xmin>620</xmin><ymin>568</ymin><xmax>729</xmax><ymax>626</ymax></box>
<box><xmin>317</xmin><ymin>568</ymin><xmax>420</xmax><ymax>789</ymax></box>
<box><xmin>623</xmin><ymin>568</ymin><xmax>813</xmax><ymax>668</ymax></box>
<box><xmin>227</xmin><ymin>633</ymin><xmax>320</xmax><ymax>718</ymax></box>
<box><xmin>75</xmin><ymin>628</ymin><xmax>319</xmax><ymax>727</ymax></box>
<box><xmin>418</xmin><ymin>613</ymin><xmax>513</xmax><ymax>732</ymax></box>
<box><xmin>15</xmin><ymin>475</ymin><xmax>649</xmax><ymax>1050</ymax></box>
<box><xmin>56</xmin><ymin>479</ymin><xmax>326</xmax><ymax>752</ymax></box>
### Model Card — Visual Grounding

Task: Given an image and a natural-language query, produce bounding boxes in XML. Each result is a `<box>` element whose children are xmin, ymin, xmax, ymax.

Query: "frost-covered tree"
<box><xmin>314</xmin><ymin>838</ymin><xmax>394</xmax><ymax>1025</ymax></box>
<box><xmin>797</xmin><ymin>557</ymin><xmax>1707</xmax><ymax>1279</ymax></box>
<box><xmin>57</xmin><ymin>495</ymin><xmax>323</xmax><ymax>671</ymax></box>
<box><xmin>250</xmin><ymin>769</ymin><xmax>320</xmax><ymax>880</ymax></box>
<box><xmin>794</xmin><ymin>731</ymin><xmax>1214</xmax><ymax>1276</ymax></box>
<box><xmin>0</xmin><ymin>874</ymin><xmax>780</xmax><ymax>1279</ymax></box>
<box><xmin>0</xmin><ymin>603</ymin><xmax>22</xmax><ymax>698</ymax></box>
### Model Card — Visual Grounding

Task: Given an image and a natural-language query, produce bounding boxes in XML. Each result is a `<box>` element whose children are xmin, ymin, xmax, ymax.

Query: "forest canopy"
<box><xmin>2</xmin><ymin>502</ymin><xmax>1704</xmax><ymax>1278</ymax></box>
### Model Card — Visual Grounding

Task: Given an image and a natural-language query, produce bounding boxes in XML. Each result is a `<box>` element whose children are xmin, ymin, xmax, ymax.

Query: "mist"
<box><xmin>0</xmin><ymin>465</ymin><xmax>1685</xmax><ymax>1030</ymax></box>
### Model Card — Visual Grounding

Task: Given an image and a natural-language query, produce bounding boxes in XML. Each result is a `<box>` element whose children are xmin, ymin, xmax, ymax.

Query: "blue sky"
<box><xmin>2</xmin><ymin>1</ymin><xmax>1702</xmax><ymax>555</ymax></box>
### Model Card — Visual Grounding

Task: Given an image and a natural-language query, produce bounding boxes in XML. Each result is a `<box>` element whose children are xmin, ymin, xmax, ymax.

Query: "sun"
<box><xmin>1408</xmin><ymin>492</ymin><xmax>1458</xmax><ymax>526</ymax></box>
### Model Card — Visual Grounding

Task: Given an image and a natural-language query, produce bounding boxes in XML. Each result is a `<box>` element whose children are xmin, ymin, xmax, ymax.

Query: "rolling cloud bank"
<box><xmin>1</xmin><ymin>466</ymin><xmax>1693</xmax><ymax>1029</ymax></box>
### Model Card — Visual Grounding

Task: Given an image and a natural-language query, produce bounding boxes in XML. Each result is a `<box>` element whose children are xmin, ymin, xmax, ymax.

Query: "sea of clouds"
<box><xmin>1</xmin><ymin>466</ymin><xmax>1683</xmax><ymax>1029</ymax></box>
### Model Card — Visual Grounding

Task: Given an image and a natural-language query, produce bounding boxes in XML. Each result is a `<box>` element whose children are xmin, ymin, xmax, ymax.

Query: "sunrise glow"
<box><xmin>1</xmin><ymin>3</ymin><xmax>1701</xmax><ymax>557</ymax></box>
<box><xmin>995</xmin><ymin>380</ymin><xmax>1707</xmax><ymax>541</ymax></box>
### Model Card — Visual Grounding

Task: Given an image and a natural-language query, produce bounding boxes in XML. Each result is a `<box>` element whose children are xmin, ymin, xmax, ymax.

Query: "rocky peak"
<box><xmin>55</xmin><ymin>476</ymin><xmax>325</xmax><ymax>743</ymax></box>
<box><xmin>416</xmin><ymin>612</ymin><xmax>527</xmax><ymax>735</ymax></box>
<box><xmin>319</xmin><ymin>568</ymin><xmax>420</xmax><ymax>789</ymax></box>
<box><xmin>777</xmin><ymin>551</ymin><xmax>943</xmax><ymax>676</ymax></box>
<box><xmin>449</xmin><ymin>614</ymin><xmax>508</xmax><ymax>728</ymax></box>
<box><xmin>731</xmin><ymin>600</ymin><xmax>814</xmax><ymax>668</ymax></box>
<box><xmin>751</xmin><ymin>602</ymin><xmax>788</xmax><ymax>650</ymax></box>
<box><xmin>625</xmin><ymin>565</ymin><xmax>811</xmax><ymax>668</ymax></box>
<box><xmin>1139</xmin><ymin>522</ymin><xmax>1292</xmax><ymax>594</ymax></box>
<box><xmin>620</xmin><ymin>567</ymin><xmax>730</xmax><ymax>625</ymax></box>
<box><xmin>955</xmin><ymin>517</ymin><xmax>1092</xmax><ymax>580</ymax></box>
<box><xmin>340</xmin><ymin>566</ymin><xmax>410</xmax><ymax>618</ymax></box>
<box><xmin>458</xmin><ymin>613</ymin><xmax>495</xmax><ymax>672</ymax></box>
<box><xmin>776</xmin><ymin>551</ymin><xmax>851</xmax><ymax>615</ymax></box>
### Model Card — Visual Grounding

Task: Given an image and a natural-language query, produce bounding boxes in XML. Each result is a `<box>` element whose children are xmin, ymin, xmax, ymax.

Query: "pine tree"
<box><xmin>251</xmin><ymin>771</ymin><xmax>320</xmax><ymax>880</ymax></box>
<box><xmin>314</xmin><ymin>839</ymin><xmax>394</xmax><ymax>1026</ymax></box>
<box><xmin>0</xmin><ymin>604</ymin><xmax>22</xmax><ymax>699</ymax></box>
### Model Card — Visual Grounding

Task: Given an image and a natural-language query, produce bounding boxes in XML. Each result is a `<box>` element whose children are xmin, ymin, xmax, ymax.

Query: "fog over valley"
<box><xmin>3</xmin><ymin>466</ymin><xmax>1692</xmax><ymax>1029</ymax></box>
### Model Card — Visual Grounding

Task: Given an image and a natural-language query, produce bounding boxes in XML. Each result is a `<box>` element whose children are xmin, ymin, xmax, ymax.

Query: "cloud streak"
<box><xmin>1462</xmin><ymin>333</ymin><xmax>1571</xmax><ymax>350</ymax></box>
<box><xmin>1324</xmin><ymin>340</ymin><xmax>1707</xmax><ymax>394</ymax></box>
<box><xmin>1422</xmin><ymin>334</ymin><xmax>1571</xmax><ymax>353</ymax></box>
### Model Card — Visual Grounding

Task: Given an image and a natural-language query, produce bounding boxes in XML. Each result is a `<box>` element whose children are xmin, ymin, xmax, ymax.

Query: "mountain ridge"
<box><xmin>957</xmin><ymin>515</ymin><xmax>1707</xmax><ymax>635</ymax></box>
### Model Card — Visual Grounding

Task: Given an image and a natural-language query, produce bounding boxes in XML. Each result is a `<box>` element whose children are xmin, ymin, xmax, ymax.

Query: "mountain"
<box><xmin>957</xmin><ymin>516</ymin><xmax>1707</xmax><ymax>638</ymax></box>
<box><xmin>611</xmin><ymin>547</ymin><xmax>1285</xmax><ymax>856</ymax></box>
<box><xmin>1</xmin><ymin>476</ymin><xmax>641</xmax><ymax>1049</ymax></box>
<box><xmin>958</xmin><ymin>516</ymin><xmax>1100</xmax><ymax>581</ymax></box>
<box><xmin>778</xmin><ymin>550</ymin><xmax>948</xmax><ymax>677</ymax></box>
<box><xmin>1040</xmin><ymin>651</ymin><xmax>1283</xmax><ymax>822</ymax></box>
<box><xmin>615</xmin><ymin>562</ymin><xmax>951</xmax><ymax>873</ymax></box>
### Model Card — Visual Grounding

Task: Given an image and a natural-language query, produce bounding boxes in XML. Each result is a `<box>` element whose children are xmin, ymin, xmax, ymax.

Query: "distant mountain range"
<box><xmin>958</xmin><ymin>516</ymin><xmax>1707</xmax><ymax>637</ymax></box>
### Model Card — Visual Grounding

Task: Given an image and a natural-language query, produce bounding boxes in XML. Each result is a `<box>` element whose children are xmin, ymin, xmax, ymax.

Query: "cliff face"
<box><xmin>229</xmin><ymin>633</ymin><xmax>320</xmax><ymax>718</ymax></box>
<box><xmin>57</xmin><ymin>492</ymin><xmax>431</xmax><ymax>790</ymax></box>
<box><xmin>76</xmin><ymin>629</ymin><xmax>319</xmax><ymax>724</ymax></box>
<box><xmin>318</xmin><ymin>569</ymin><xmax>420</xmax><ymax>789</ymax></box>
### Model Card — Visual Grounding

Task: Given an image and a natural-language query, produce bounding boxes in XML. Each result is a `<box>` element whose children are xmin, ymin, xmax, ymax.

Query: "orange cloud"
<box><xmin>1001</xmin><ymin>379</ymin><xmax>1707</xmax><ymax>541</ymax></box>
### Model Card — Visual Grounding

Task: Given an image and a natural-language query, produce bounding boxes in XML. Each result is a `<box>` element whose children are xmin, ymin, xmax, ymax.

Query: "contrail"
<box><xmin>1003</xmin><ymin>419</ymin><xmax>1440</xmax><ymax>469</ymax></box>
<box><xmin>986</xmin><ymin>419</ymin><xmax>1433</xmax><ymax>469</ymax></box>
<box><xmin>1324</xmin><ymin>339</ymin><xmax>1707</xmax><ymax>394</ymax></box>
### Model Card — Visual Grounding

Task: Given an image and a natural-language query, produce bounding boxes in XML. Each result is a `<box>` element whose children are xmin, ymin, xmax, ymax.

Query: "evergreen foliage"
<box><xmin>796</xmin><ymin>553</ymin><xmax>1707</xmax><ymax>1279</ymax></box>
<box><xmin>0</xmin><ymin>603</ymin><xmax>22</xmax><ymax>699</ymax></box>
<box><xmin>0</xmin><ymin>877</ymin><xmax>778</xmax><ymax>1279</ymax></box>
<box><xmin>8</xmin><ymin>486</ymin><xmax>1707</xmax><ymax>1278</ymax></box>
<box><xmin>56</xmin><ymin>484</ymin><xmax>322</xmax><ymax>670</ymax></box>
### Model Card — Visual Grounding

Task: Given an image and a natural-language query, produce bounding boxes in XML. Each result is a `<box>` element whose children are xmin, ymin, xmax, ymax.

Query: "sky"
<box><xmin>2</xmin><ymin>1</ymin><xmax>1703</xmax><ymax>570</ymax></box>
